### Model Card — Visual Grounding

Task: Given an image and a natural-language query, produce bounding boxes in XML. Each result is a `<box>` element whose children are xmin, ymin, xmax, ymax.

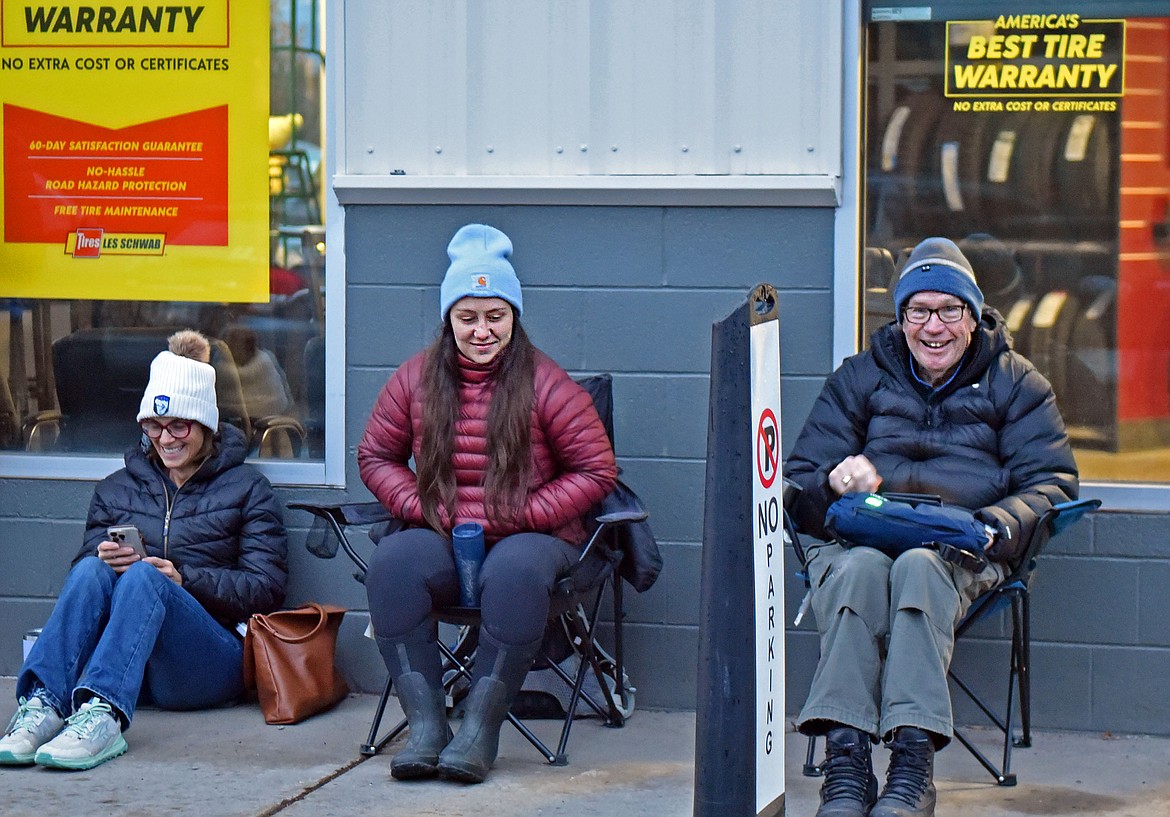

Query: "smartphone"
<box><xmin>107</xmin><ymin>525</ymin><xmax>148</xmax><ymax>558</ymax></box>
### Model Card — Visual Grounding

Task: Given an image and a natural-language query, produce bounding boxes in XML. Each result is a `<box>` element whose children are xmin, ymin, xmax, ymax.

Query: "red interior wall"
<box><xmin>1118</xmin><ymin>19</ymin><xmax>1170</xmax><ymax>422</ymax></box>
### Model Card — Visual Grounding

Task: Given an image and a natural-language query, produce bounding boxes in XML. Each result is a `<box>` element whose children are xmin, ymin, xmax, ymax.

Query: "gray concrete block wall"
<box><xmin>0</xmin><ymin>480</ymin><xmax>98</xmax><ymax>672</ymax></box>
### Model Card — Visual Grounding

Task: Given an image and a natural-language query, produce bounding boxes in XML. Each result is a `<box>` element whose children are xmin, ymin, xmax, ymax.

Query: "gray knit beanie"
<box><xmin>893</xmin><ymin>237</ymin><xmax>985</xmax><ymax>318</ymax></box>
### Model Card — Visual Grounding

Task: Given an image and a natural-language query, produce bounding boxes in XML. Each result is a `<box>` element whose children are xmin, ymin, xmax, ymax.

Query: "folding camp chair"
<box><xmin>289</xmin><ymin>373</ymin><xmax>658</xmax><ymax>765</ymax></box>
<box><xmin>789</xmin><ymin>488</ymin><xmax>1100</xmax><ymax>786</ymax></box>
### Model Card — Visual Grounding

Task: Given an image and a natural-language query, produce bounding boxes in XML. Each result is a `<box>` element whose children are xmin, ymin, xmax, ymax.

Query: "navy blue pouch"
<box><xmin>824</xmin><ymin>492</ymin><xmax>988</xmax><ymax>569</ymax></box>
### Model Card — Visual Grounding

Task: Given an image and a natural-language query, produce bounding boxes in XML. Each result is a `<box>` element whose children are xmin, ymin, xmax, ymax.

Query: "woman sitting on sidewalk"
<box><xmin>359</xmin><ymin>223</ymin><xmax>617</xmax><ymax>783</ymax></box>
<box><xmin>0</xmin><ymin>329</ymin><xmax>288</xmax><ymax>771</ymax></box>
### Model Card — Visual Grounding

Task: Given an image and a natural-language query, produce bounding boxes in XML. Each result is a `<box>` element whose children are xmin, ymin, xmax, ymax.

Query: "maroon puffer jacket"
<box><xmin>358</xmin><ymin>349</ymin><xmax>617</xmax><ymax>545</ymax></box>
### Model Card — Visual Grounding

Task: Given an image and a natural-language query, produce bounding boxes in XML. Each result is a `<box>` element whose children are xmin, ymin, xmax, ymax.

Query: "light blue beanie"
<box><xmin>439</xmin><ymin>224</ymin><xmax>523</xmax><ymax>319</ymax></box>
<box><xmin>893</xmin><ymin>237</ymin><xmax>984</xmax><ymax>318</ymax></box>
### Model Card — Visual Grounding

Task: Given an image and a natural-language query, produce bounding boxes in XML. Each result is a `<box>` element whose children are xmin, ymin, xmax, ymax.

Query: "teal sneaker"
<box><xmin>34</xmin><ymin>697</ymin><xmax>127</xmax><ymax>770</ymax></box>
<box><xmin>0</xmin><ymin>694</ymin><xmax>65</xmax><ymax>765</ymax></box>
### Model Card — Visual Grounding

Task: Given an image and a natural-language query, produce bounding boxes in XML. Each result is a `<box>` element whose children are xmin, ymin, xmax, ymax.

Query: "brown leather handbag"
<box><xmin>243</xmin><ymin>602</ymin><xmax>349</xmax><ymax>724</ymax></box>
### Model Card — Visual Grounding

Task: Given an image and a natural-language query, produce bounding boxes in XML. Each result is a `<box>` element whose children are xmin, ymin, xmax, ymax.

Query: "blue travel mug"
<box><xmin>451</xmin><ymin>522</ymin><xmax>486</xmax><ymax>607</ymax></box>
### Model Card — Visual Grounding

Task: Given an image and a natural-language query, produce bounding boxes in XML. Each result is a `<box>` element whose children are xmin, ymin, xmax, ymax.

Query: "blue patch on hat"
<box><xmin>153</xmin><ymin>395</ymin><xmax>171</xmax><ymax>415</ymax></box>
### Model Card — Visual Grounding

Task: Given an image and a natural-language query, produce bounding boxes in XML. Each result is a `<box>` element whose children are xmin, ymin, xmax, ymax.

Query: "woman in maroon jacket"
<box><xmin>358</xmin><ymin>223</ymin><xmax>617</xmax><ymax>784</ymax></box>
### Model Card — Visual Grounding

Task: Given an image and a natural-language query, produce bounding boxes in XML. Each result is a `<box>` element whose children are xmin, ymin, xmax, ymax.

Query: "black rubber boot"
<box><xmin>870</xmin><ymin>726</ymin><xmax>937</xmax><ymax>817</ymax></box>
<box><xmin>375</xmin><ymin>623</ymin><xmax>451</xmax><ymax>780</ymax></box>
<box><xmin>437</xmin><ymin>629</ymin><xmax>539</xmax><ymax>784</ymax></box>
<box><xmin>815</xmin><ymin>726</ymin><xmax>879</xmax><ymax>817</ymax></box>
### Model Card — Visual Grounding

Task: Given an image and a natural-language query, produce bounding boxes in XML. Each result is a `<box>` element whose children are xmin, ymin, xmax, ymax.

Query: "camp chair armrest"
<box><xmin>596</xmin><ymin>509</ymin><xmax>649</xmax><ymax>526</ymax></box>
<box><xmin>1048</xmin><ymin>498</ymin><xmax>1102</xmax><ymax>536</ymax></box>
<box><xmin>288</xmin><ymin>500</ymin><xmax>403</xmax><ymax>577</ymax></box>
<box><xmin>288</xmin><ymin>500</ymin><xmax>395</xmax><ymax>527</ymax></box>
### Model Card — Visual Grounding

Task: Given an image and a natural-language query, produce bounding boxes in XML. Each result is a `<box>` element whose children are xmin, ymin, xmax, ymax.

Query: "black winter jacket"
<box><xmin>785</xmin><ymin>309</ymin><xmax>1078</xmax><ymax>566</ymax></box>
<box><xmin>76</xmin><ymin>423</ymin><xmax>288</xmax><ymax>626</ymax></box>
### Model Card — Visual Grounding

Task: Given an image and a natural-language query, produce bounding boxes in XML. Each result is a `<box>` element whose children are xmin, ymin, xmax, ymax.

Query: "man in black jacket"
<box><xmin>785</xmin><ymin>237</ymin><xmax>1077</xmax><ymax>817</ymax></box>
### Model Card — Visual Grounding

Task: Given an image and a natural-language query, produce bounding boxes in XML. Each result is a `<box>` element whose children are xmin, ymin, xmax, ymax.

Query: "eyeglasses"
<box><xmin>902</xmin><ymin>304</ymin><xmax>967</xmax><ymax>325</ymax></box>
<box><xmin>140</xmin><ymin>419</ymin><xmax>194</xmax><ymax>439</ymax></box>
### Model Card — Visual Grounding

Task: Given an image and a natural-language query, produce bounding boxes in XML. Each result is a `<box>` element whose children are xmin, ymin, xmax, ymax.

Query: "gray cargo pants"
<box><xmin>796</xmin><ymin>543</ymin><xmax>1003</xmax><ymax>746</ymax></box>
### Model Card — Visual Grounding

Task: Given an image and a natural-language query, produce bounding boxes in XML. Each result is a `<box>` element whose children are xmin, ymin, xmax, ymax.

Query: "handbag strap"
<box><xmin>252</xmin><ymin>603</ymin><xmax>331</xmax><ymax>645</ymax></box>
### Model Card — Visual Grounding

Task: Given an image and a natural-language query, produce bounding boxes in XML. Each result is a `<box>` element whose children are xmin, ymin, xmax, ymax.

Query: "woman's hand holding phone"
<box><xmin>101</xmin><ymin>526</ymin><xmax>182</xmax><ymax>584</ymax></box>
<box><xmin>102</xmin><ymin>525</ymin><xmax>147</xmax><ymax>574</ymax></box>
<box><xmin>97</xmin><ymin>539</ymin><xmax>141</xmax><ymax>574</ymax></box>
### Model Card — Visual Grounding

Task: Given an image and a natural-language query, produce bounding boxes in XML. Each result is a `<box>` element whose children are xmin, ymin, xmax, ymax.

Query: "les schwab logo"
<box><xmin>66</xmin><ymin>228</ymin><xmax>166</xmax><ymax>258</ymax></box>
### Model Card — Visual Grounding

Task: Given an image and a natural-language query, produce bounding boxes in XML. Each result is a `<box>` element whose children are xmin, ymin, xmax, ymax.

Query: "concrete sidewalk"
<box><xmin>1</xmin><ymin>677</ymin><xmax>1167</xmax><ymax>817</ymax></box>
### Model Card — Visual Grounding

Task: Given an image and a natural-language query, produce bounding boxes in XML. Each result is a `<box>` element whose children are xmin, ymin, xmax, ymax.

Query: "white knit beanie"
<box><xmin>137</xmin><ymin>331</ymin><xmax>219</xmax><ymax>429</ymax></box>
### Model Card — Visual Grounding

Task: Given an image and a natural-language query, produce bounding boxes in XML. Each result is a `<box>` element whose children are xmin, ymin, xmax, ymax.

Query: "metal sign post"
<box><xmin>694</xmin><ymin>284</ymin><xmax>785</xmax><ymax>817</ymax></box>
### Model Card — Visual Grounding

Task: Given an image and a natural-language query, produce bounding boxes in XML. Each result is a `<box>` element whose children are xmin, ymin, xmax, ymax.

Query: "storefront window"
<box><xmin>0</xmin><ymin>1</ymin><xmax>326</xmax><ymax>469</ymax></box>
<box><xmin>863</xmin><ymin>7</ymin><xmax>1170</xmax><ymax>484</ymax></box>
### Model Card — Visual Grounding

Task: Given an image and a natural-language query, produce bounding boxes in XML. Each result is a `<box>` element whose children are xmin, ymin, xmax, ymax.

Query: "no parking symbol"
<box><xmin>756</xmin><ymin>408</ymin><xmax>779</xmax><ymax>489</ymax></box>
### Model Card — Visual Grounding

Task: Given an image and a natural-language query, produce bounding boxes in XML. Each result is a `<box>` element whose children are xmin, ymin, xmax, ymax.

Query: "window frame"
<box><xmin>855</xmin><ymin>1</ymin><xmax>1168</xmax><ymax>510</ymax></box>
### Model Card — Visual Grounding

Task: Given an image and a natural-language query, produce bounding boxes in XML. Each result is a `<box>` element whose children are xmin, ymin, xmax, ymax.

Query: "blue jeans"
<box><xmin>18</xmin><ymin>557</ymin><xmax>245</xmax><ymax>729</ymax></box>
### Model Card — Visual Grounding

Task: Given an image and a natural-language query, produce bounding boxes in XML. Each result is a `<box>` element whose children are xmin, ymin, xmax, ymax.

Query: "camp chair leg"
<box><xmin>570</xmin><ymin>593</ymin><xmax>626</xmax><ymax>726</ymax></box>
<box><xmin>949</xmin><ymin>667</ymin><xmax>1018</xmax><ymax>785</ymax></box>
<box><xmin>1000</xmin><ymin>654</ymin><xmax>1019</xmax><ymax>784</ymax></box>
<box><xmin>948</xmin><ymin>605</ymin><xmax>1023</xmax><ymax>787</ymax></box>
<box><xmin>545</xmin><ymin>605</ymin><xmax>624</xmax><ymax>764</ymax></box>
<box><xmin>439</xmin><ymin>623</ymin><xmax>568</xmax><ymax>765</ymax></box>
<box><xmin>362</xmin><ymin>676</ymin><xmax>409</xmax><ymax>756</ymax></box>
<box><xmin>611</xmin><ymin>578</ymin><xmax>631</xmax><ymax>715</ymax></box>
<box><xmin>804</xmin><ymin>734</ymin><xmax>822</xmax><ymax>777</ymax></box>
<box><xmin>953</xmin><ymin>726</ymin><xmax>1017</xmax><ymax>786</ymax></box>
<box><xmin>506</xmin><ymin>710</ymin><xmax>562</xmax><ymax>764</ymax></box>
<box><xmin>539</xmin><ymin>634</ymin><xmax>615</xmax><ymax>722</ymax></box>
<box><xmin>1015</xmin><ymin>595</ymin><xmax>1033</xmax><ymax>748</ymax></box>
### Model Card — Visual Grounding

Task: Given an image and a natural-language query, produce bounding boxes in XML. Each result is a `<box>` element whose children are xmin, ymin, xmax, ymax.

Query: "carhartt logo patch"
<box><xmin>473</xmin><ymin>274</ymin><xmax>490</xmax><ymax>289</ymax></box>
<box><xmin>153</xmin><ymin>395</ymin><xmax>171</xmax><ymax>415</ymax></box>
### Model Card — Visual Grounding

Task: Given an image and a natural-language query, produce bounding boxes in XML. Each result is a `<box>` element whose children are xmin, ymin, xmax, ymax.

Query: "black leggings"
<box><xmin>365</xmin><ymin>527</ymin><xmax>580</xmax><ymax>647</ymax></box>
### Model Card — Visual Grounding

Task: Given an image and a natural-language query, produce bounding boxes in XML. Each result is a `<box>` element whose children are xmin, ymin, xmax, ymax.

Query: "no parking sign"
<box><xmin>695</xmin><ymin>284</ymin><xmax>785</xmax><ymax>817</ymax></box>
<box><xmin>749</xmin><ymin>301</ymin><xmax>784</xmax><ymax>815</ymax></box>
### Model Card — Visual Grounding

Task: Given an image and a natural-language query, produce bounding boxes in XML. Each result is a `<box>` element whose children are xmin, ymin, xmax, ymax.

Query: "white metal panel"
<box><xmin>341</xmin><ymin>0</ymin><xmax>842</xmax><ymax>181</ymax></box>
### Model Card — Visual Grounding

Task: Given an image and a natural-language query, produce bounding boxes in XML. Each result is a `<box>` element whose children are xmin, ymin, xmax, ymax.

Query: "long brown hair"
<box><xmin>416</xmin><ymin>317</ymin><xmax>536</xmax><ymax>531</ymax></box>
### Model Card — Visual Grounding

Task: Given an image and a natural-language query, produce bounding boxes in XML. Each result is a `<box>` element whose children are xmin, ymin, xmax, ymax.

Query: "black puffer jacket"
<box><xmin>785</xmin><ymin>309</ymin><xmax>1078</xmax><ymax>566</ymax></box>
<box><xmin>76</xmin><ymin>423</ymin><xmax>288</xmax><ymax>625</ymax></box>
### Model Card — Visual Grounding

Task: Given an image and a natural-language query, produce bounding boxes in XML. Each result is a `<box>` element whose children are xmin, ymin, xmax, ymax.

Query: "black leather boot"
<box><xmin>870</xmin><ymin>726</ymin><xmax>937</xmax><ymax>817</ymax></box>
<box><xmin>437</xmin><ymin>629</ymin><xmax>540</xmax><ymax>783</ymax></box>
<box><xmin>375</xmin><ymin>623</ymin><xmax>451</xmax><ymax>780</ymax></box>
<box><xmin>815</xmin><ymin>726</ymin><xmax>878</xmax><ymax>817</ymax></box>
